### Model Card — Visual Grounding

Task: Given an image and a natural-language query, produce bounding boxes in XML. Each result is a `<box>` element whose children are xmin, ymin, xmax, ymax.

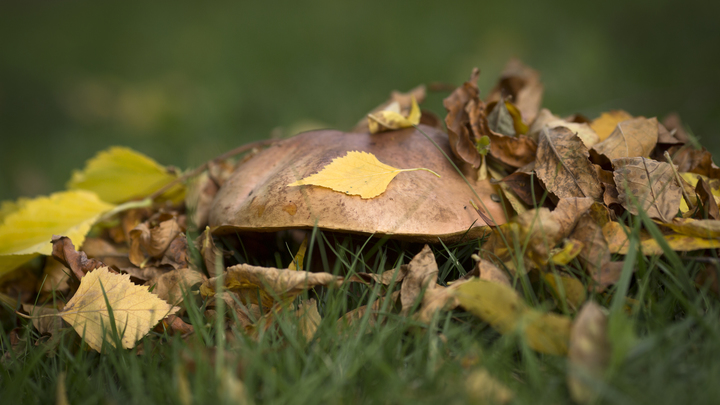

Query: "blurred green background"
<box><xmin>1</xmin><ymin>0</ymin><xmax>718</xmax><ymax>201</ymax></box>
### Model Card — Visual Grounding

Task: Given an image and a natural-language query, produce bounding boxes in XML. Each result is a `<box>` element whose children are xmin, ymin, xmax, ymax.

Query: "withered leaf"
<box><xmin>671</xmin><ymin>147</ymin><xmax>720</xmax><ymax>179</ymax></box>
<box><xmin>696</xmin><ymin>178</ymin><xmax>720</xmax><ymax>219</ymax></box>
<box><xmin>487</xmin><ymin>58</ymin><xmax>543</xmax><ymax>124</ymax></box>
<box><xmin>51</xmin><ymin>236</ymin><xmax>109</xmax><ymax>281</ymax></box>
<box><xmin>591</xmin><ymin>117</ymin><xmax>658</xmax><ymax>162</ymax></box>
<box><xmin>536</xmin><ymin>127</ymin><xmax>603</xmax><ymax>200</ymax></box>
<box><xmin>401</xmin><ymin>245</ymin><xmax>438</xmax><ymax>315</ymax></box>
<box><xmin>487</xmin><ymin>100</ymin><xmax>518</xmax><ymax>137</ymax></box>
<box><xmin>129</xmin><ymin>218</ymin><xmax>184</xmax><ymax>267</ymax></box>
<box><xmin>481</xmin><ymin>208</ymin><xmax>562</xmax><ymax>272</ymax></box>
<box><xmin>589</xmin><ymin>110</ymin><xmax>633</xmax><ymax>142</ymax></box>
<box><xmin>501</xmin><ymin>170</ymin><xmax>549</xmax><ymax>208</ymax></box>
<box><xmin>465</xmin><ymin>368</ymin><xmax>514</xmax><ymax>404</ymax></box>
<box><xmin>604</xmin><ymin>220</ymin><xmax>720</xmax><ymax>255</ymax></box>
<box><xmin>568</xmin><ymin>301</ymin><xmax>610</xmax><ymax>404</ymax></box>
<box><xmin>22</xmin><ymin>304</ymin><xmax>65</xmax><ymax>336</ymax></box>
<box><xmin>353</xmin><ymin>85</ymin><xmax>426</xmax><ymax>133</ymax></box>
<box><xmin>550</xmin><ymin>198</ymin><xmax>595</xmax><ymax>238</ymax></box>
<box><xmin>488</xmin><ymin>133</ymin><xmax>538</xmax><ymax>168</ymax></box>
<box><xmin>570</xmin><ymin>213</ymin><xmax>611</xmax><ymax>291</ymax></box>
<box><xmin>151</xmin><ymin>268</ymin><xmax>205</xmax><ymax>305</ymax></box>
<box><xmin>613</xmin><ymin>157</ymin><xmax>681</xmax><ymax>222</ymax></box>
<box><xmin>443</xmin><ymin>68</ymin><xmax>483</xmax><ymax>168</ymax></box>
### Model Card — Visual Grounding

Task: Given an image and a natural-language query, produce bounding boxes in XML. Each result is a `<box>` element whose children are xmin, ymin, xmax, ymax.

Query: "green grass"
<box><xmin>2</xmin><ymin>222</ymin><xmax>720</xmax><ymax>404</ymax></box>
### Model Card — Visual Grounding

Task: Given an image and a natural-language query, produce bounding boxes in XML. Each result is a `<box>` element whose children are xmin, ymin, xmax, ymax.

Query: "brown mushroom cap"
<box><xmin>209</xmin><ymin>125</ymin><xmax>507</xmax><ymax>242</ymax></box>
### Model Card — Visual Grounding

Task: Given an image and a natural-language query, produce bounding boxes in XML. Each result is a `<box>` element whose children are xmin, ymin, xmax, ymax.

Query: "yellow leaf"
<box><xmin>465</xmin><ymin>368</ymin><xmax>514</xmax><ymax>404</ymax></box>
<box><xmin>367</xmin><ymin>96</ymin><xmax>421</xmax><ymax>134</ymax></box>
<box><xmin>288</xmin><ymin>236</ymin><xmax>308</xmax><ymax>271</ymax></box>
<box><xmin>604</xmin><ymin>220</ymin><xmax>720</xmax><ymax>255</ymax></box>
<box><xmin>0</xmin><ymin>191</ymin><xmax>115</xmax><ymax>277</ymax></box>
<box><xmin>589</xmin><ymin>110</ymin><xmax>633</xmax><ymax>142</ymax></box>
<box><xmin>59</xmin><ymin>267</ymin><xmax>179</xmax><ymax>351</ymax></box>
<box><xmin>288</xmin><ymin>151</ymin><xmax>440</xmax><ymax>199</ymax></box>
<box><xmin>543</xmin><ymin>272</ymin><xmax>587</xmax><ymax>311</ymax></box>
<box><xmin>68</xmin><ymin>146</ymin><xmax>185</xmax><ymax>204</ymax></box>
<box><xmin>456</xmin><ymin>279</ymin><xmax>571</xmax><ymax>355</ymax></box>
<box><xmin>295</xmin><ymin>298</ymin><xmax>321</xmax><ymax>341</ymax></box>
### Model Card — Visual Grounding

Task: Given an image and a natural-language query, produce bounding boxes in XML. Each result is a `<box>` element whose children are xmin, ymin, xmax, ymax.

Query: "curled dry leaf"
<box><xmin>129</xmin><ymin>217</ymin><xmax>188</xmax><ymax>269</ymax></box>
<box><xmin>589</xmin><ymin>110</ymin><xmax>633</xmax><ymax>142</ymax></box>
<box><xmin>201</xmin><ymin>263</ymin><xmax>349</xmax><ymax>307</ymax></box>
<box><xmin>443</xmin><ymin>68</ymin><xmax>483</xmax><ymax>168</ymax></box>
<box><xmin>353</xmin><ymin>85</ymin><xmax>426</xmax><ymax>133</ymax></box>
<box><xmin>39</xmin><ymin>257</ymin><xmax>71</xmax><ymax>294</ymax></box>
<box><xmin>367</xmin><ymin>96</ymin><xmax>421</xmax><ymax>134</ymax></box>
<box><xmin>612</xmin><ymin>157</ymin><xmax>682</xmax><ymax>222</ymax></box>
<box><xmin>695</xmin><ymin>178</ymin><xmax>720</xmax><ymax>219</ymax></box>
<box><xmin>287</xmin><ymin>151</ymin><xmax>440</xmax><ymax>199</ymax></box>
<box><xmin>150</xmin><ymin>268</ymin><xmax>205</xmax><ymax>305</ymax></box>
<box><xmin>198</xmin><ymin>228</ymin><xmax>222</xmax><ymax>277</ymax></box>
<box><xmin>671</xmin><ymin>147</ymin><xmax>720</xmax><ymax>180</ymax></box>
<box><xmin>591</xmin><ymin>117</ymin><xmax>658</xmax><ymax>162</ymax></box>
<box><xmin>210</xmin><ymin>126</ymin><xmax>506</xmax><ymax>242</ymax></box>
<box><xmin>487</xmin><ymin>58</ymin><xmax>544</xmax><ymax>124</ymax></box>
<box><xmin>59</xmin><ymin>267</ymin><xmax>179</xmax><ymax>351</ymax></box>
<box><xmin>51</xmin><ymin>236</ymin><xmax>110</xmax><ymax>281</ymax></box>
<box><xmin>400</xmin><ymin>245</ymin><xmax>438</xmax><ymax>315</ymax></box>
<box><xmin>487</xmin><ymin>132</ymin><xmax>538</xmax><ymax>168</ymax></box>
<box><xmin>339</xmin><ymin>291</ymin><xmax>400</xmax><ymax>330</ymax></box>
<box><xmin>456</xmin><ymin>279</ymin><xmax>571</xmax><ymax>355</ymax></box>
<box><xmin>568</xmin><ymin>302</ymin><xmax>610</xmax><ymax>404</ymax></box>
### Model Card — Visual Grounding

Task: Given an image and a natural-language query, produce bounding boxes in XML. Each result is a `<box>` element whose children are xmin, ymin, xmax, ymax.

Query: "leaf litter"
<box><xmin>2</xmin><ymin>58</ymin><xmax>720</xmax><ymax>402</ymax></box>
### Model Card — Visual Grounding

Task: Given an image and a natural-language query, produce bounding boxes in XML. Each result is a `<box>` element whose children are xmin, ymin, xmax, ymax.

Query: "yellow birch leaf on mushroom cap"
<box><xmin>367</xmin><ymin>96</ymin><xmax>421</xmax><ymax>134</ymax></box>
<box><xmin>68</xmin><ymin>146</ymin><xmax>185</xmax><ymax>204</ymax></box>
<box><xmin>0</xmin><ymin>190</ymin><xmax>115</xmax><ymax>277</ymax></box>
<box><xmin>288</xmin><ymin>151</ymin><xmax>440</xmax><ymax>199</ymax></box>
<box><xmin>59</xmin><ymin>267</ymin><xmax>179</xmax><ymax>351</ymax></box>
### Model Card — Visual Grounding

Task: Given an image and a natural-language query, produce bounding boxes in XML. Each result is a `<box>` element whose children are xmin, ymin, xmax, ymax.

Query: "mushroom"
<box><xmin>209</xmin><ymin>125</ymin><xmax>507</xmax><ymax>242</ymax></box>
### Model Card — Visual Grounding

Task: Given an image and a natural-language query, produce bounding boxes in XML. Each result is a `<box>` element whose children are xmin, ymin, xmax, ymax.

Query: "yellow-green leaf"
<box><xmin>543</xmin><ymin>272</ymin><xmax>587</xmax><ymax>311</ymax></box>
<box><xmin>288</xmin><ymin>151</ymin><xmax>440</xmax><ymax>199</ymax></box>
<box><xmin>59</xmin><ymin>267</ymin><xmax>179</xmax><ymax>351</ymax></box>
<box><xmin>456</xmin><ymin>279</ymin><xmax>571</xmax><ymax>355</ymax></box>
<box><xmin>288</xmin><ymin>236</ymin><xmax>308</xmax><ymax>271</ymax></box>
<box><xmin>0</xmin><ymin>191</ymin><xmax>115</xmax><ymax>277</ymax></box>
<box><xmin>68</xmin><ymin>146</ymin><xmax>185</xmax><ymax>204</ymax></box>
<box><xmin>367</xmin><ymin>96</ymin><xmax>421</xmax><ymax>134</ymax></box>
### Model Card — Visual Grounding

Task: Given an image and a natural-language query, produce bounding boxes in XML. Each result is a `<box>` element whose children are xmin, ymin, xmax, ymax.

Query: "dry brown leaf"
<box><xmin>571</xmin><ymin>213</ymin><xmax>612</xmax><ymax>291</ymax></box>
<box><xmin>482</xmin><ymin>208</ymin><xmax>562</xmax><ymax>271</ymax></box>
<box><xmin>456</xmin><ymin>279</ymin><xmax>571</xmax><ymax>355</ymax></box>
<box><xmin>488</xmin><ymin>132</ymin><xmax>538</xmax><ymax>169</ymax></box>
<box><xmin>401</xmin><ymin>245</ymin><xmax>438</xmax><ymax>315</ymax></box>
<box><xmin>500</xmin><ymin>169</ymin><xmax>550</xmax><ymax>208</ymax></box>
<box><xmin>591</xmin><ymin>117</ymin><xmax>658</xmax><ymax>162</ymax></box>
<box><xmin>613</xmin><ymin>157</ymin><xmax>682</xmax><ymax>222</ymax></box>
<box><xmin>51</xmin><ymin>236</ymin><xmax>109</xmax><ymax>281</ymax></box>
<box><xmin>198</xmin><ymin>228</ymin><xmax>222</xmax><ymax>277</ymax></box>
<box><xmin>201</xmin><ymin>263</ymin><xmax>348</xmax><ymax>307</ymax></box>
<box><xmin>477</xmin><ymin>259</ymin><xmax>511</xmax><ymax>286</ymax></box>
<box><xmin>295</xmin><ymin>298</ymin><xmax>321</xmax><ymax>341</ymax></box>
<box><xmin>59</xmin><ymin>267</ymin><xmax>179</xmax><ymax>351</ymax></box>
<box><xmin>443</xmin><ymin>68</ymin><xmax>484</xmax><ymax>168</ymax></box>
<box><xmin>339</xmin><ymin>291</ymin><xmax>400</xmax><ymax>330</ymax></box>
<box><xmin>536</xmin><ymin>127</ymin><xmax>603</xmax><ymax>200</ymax></box>
<box><xmin>695</xmin><ymin>178</ymin><xmax>720</xmax><ymax>219</ymax></box>
<box><xmin>671</xmin><ymin>147</ymin><xmax>720</xmax><ymax>179</ymax></box>
<box><xmin>129</xmin><ymin>218</ymin><xmax>186</xmax><ymax>268</ymax></box>
<box><xmin>22</xmin><ymin>304</ymin><xmax>65</xmax><ymax>336</ymax></box>
<box><xmin>551</xmin><ymin>198</ymin><xmax>595</xmax><ymax>238</ymax></box>
<box><xmin>150</xmin><ymin>268</ymin><xmax>205</xmax><ymax>305</ymax></box>
<box><xmin>568</xmin><ymin>301</ymin><xmax>610</xmax><ymax>404</ymax></box>
<box><xmin>487</xmin><ymin>58</ymin><xmax>544</xmax><ymax>124</ymax></box>
<box><xmin>210</xmin><ymin>126</ymin><xmax>506</xmax><ymax>242</ymax></box>
<box><xmin>548</xmin><ymin>121</ymin><xmax>599</xmax><ymax>148</ymax></box>
<box><xmin>589</xmin><ymin>110</ymin><xmax>634</xmax><ymax>142</ymax></box>
<box><xmin>38</xmin><ymin>257</ymin><xmax>71</xmax><ymax>294</ymax></box>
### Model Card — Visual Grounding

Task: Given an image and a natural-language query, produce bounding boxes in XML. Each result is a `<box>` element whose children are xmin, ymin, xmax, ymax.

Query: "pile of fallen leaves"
<box><xmin>2</xmin><ymin>59</ymin><xmax>719</xmax><ymax>403</ymax></box>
